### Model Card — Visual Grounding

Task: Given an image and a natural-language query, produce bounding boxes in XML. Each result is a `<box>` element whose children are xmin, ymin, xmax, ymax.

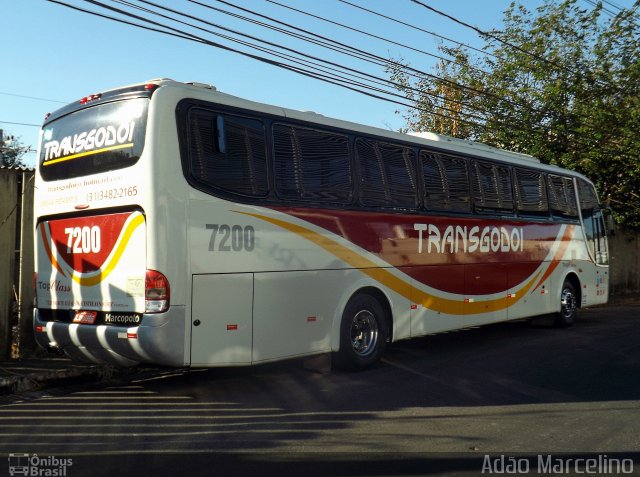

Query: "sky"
<box><xmin>0</xmin><ymin>0</ymin><xmax>629</xmax><ymax>167</ymax></box>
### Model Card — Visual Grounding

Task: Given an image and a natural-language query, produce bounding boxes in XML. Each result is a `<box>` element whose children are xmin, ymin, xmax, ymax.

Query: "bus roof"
<box><xmin>50</xmin><ymin>78</ymin><xmax>591</xmax><ymax>182</ymax></box>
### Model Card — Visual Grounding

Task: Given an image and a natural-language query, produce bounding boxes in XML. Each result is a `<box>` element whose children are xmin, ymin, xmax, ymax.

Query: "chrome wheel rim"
<box><xmin>350</xmin><ymin>310</ymin><xmax>379</xmax><ymax>357</ymax></box>
<box><xmin>560</xmin><ymin>287</ymin><xmax>576</xmax><ymax>320</ymax></box>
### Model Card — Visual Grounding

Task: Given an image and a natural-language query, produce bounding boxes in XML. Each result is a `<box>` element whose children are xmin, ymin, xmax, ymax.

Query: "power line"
<box><xmin>0</xmin><ymin>92</ymin><xmax>67</xmax><ymax>104</ymax></box>
<box><xmin>186</xmin><ymin>0</ymin><xmax>542</xmax><ymax>120</ymax></box>
<box><xmin>43</xmin><ymin>0</ymin><xmax>613</xmax><ymax>151</ymax></box>
<box><xmin>153</xmin><ymin>1</ymin><xmax>634</xmax><ymax>152</ymax></box>
<box><xmin>87</xmin><ymin>0</ymin><xmax>542</xmax><ymax>126</ymax></box>
<box><xmin>410</xmin><ymin>0</ymin><xmax>573</xmax><ymax>76</ymax></box>
<box><xmin>265</xmin><ymin>0</ymin><xmax>497</xmax><ymax>80</ymax></box>
<box><xmin>76</xmin><ymin>0</ymin><xmax>598</xmax><ymax>144</ymax></box>
<box><xmin>93</xmin><ymin>0</ymin><xmax>498</xmax><ymax>124</ymax></box>
<box><xmin>131</xmin><ymin>0</ymin><xmax>409</xmax><ymax>91</ymax></box>
<box><xmin>115</xmin><ymin>0</ymin><xmax>431</xmax><ymax>106</ymax></box>
<box><xmin>589</xmin><ymin>0</ymin><xmax>625</xmax><ymax>16</ymax></box>
<box><xmin>52</xmin><ymin>0</ymin><xmax>491</xmax><ymax>130</ymax></box>
<box><xmin>0</xmin><ymin>120</ymin><xmax>41</xmax><ymax>127</ymax></box>
<box><xmin>582</xmin><ymin>0</ymin><xmax>640</xmax><ymax>26</ymax></box>
<box><xmin>263</xmin><ymin>0</ymin><xmax>564</xmax><ymax>117</ymax></box>
<box><xmin>336</xmin><ymin>0</ymin><xmax>498</xmax><ymax>59</ymax></box>
<box><xmin>185</xmin><ymin>0</ymin><xmax>509</xmax><ymax>113</ymax></box>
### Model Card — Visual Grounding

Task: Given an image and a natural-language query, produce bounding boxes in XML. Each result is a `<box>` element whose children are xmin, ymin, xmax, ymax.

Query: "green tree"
<box><xmin>0</xmin><ymin>130</ymin><xmax>28</xmax><ymax>168</ymax></box>
<box><xmin>390</xmin><ymin>0</ymin><xmax>640</xmax><ymax>229</ymax></box>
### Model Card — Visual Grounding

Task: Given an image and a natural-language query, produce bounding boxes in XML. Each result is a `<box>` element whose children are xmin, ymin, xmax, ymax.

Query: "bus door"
<box><xmin>578</xmin><ymin>179</ymin><xmax>609</xmax><ymax>267</ymax></box>
<box><xmin>577</xmin><ymin>179</ymin><xmax>609</xmax><ymax>303</ymax></box>
<box><xmin>578</xmin><ymin>207</ymin><xmax>609</xmax><ymax>303</ymax></box>
<box><xmin>583</xmin><ymin>208</ymin><xmax>609</xmax><ymax>266</ymax></box>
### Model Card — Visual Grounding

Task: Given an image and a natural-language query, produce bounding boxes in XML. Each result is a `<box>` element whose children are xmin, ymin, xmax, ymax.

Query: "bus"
<box><xmin>33</xmin><ymin>79</ymin><xmax>609</xmax><ymax>370</ymax></box>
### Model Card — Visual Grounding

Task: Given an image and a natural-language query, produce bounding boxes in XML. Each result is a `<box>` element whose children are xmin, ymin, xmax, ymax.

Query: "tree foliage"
<box><xmin>0</xmin><ymin>131</ymin><xmax>28</xmax><ymax>168</ymax></box>
<box><xmin>389</xmin><ymin>0</ymin><xmax>640</xmax><ymax>229</ymax></box>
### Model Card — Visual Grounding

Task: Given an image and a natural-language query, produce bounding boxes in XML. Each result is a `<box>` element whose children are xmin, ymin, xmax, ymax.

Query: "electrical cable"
<box><xmin>44</xmin><ymin>0</ymin><xmax>622</xmax><ymax>151</ymax></box>
<box><xmin>0</xmin><ymin>121</ymin><xmax>42</xmax><ymax>127</ymax></box>
<box><xmin>103</xmin><ymin>0</ymin><xmax>498</xmax><ymax>123</ymax></box>
<box><xmin>410</xmin><ymin>0</ymin><xmax>617</xmax><ymax>91</ymax></box>
<box><xmin>49</xmin><ymin>0</ymin><xmax>491</xmax><ymax>130</ymax></box>
<box><xmin>336</xmin><ymin>0</ymin><xmax>498</xmax><ymax>59</ymax></box>
<box><xmin>0</xmin><ymin>92</ymin><xmax>66</xmax><ymax>104</ymax></box>
<box><xmin>190</xmin><ymin>0</ymin><xmax>508</xmax><ymax>107</ymax></box>
<box><xmin>187</xmin><ymin>0</ymin><xmax>540</xmax><ymax>117</ymax></box>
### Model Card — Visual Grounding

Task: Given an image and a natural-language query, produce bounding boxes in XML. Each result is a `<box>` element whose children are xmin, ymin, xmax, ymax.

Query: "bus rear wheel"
<box><xmin>333</xmin><ymin>293</ymin><xmax>389</xmax><ymax>371</ymax></box>
<box><xmin>555</xmin><ymin>279</ymin><xmax>578</xmax><ymax>327</ymax></box>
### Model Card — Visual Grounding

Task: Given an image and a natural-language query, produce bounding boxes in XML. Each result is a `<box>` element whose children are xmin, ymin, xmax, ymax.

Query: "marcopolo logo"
<box><xmin>8</xmin><ymin>453</ymin><xmax>73</xmax><ymax>476</ymax></box>
<box><xmin>104</xmin><ymin>312</ymin><xmax>141</xmax><ymax>324</ymax></box>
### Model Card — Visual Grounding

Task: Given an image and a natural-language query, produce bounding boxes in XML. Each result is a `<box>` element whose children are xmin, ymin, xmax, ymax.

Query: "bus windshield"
<box><xmin>39</xmin><ymin>98</ymin><xmax>149</xmax><ymax>181</ymax></box>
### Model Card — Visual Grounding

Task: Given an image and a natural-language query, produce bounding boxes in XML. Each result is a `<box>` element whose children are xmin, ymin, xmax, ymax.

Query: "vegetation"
<box><xmin>389</xmin><ymin>0</ymin><xmax>640</xmax><ymax>229</ymax></box>
<box><xmin>0</xmin><ymin>131</ymin><xmax>28</xmax><ymax>168</ymax></box>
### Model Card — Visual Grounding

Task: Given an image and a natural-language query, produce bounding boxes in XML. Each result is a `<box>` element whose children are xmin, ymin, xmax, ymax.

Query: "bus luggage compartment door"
<box><xmin>190</xmin><ymin>273</ymin><xmax>253</xmax><ymax>366</ymax></box>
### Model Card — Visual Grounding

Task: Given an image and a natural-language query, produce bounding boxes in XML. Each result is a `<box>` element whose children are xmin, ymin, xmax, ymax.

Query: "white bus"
<box><xmin>34</xmin><ymin>79</ymin><xmax>609</xmax><ymax>370</ymax></box>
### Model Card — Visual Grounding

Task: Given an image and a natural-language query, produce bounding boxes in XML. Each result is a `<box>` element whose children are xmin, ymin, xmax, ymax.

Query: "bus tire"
<box><xmin>554</xmin><ymin>279</ymin><xmax>578</xmax><ymax>327</ymax></box>
<box><xmin>333</xmin><ymin>293</ymin><xmax>389</xmax><ymax>371</ymax></box>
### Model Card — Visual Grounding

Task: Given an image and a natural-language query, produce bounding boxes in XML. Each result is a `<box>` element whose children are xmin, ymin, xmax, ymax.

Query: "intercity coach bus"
<box><xmin>34</xmin><ymin>79</ymin><xmax>609</xmax><ymax>370</ymax></box>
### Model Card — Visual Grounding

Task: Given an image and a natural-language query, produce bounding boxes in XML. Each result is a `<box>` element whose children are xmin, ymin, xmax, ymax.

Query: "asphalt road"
<box><xmin>1</xmin><ymin>304</ymin><xmax>639</xmax><ymax>476</ymax></box>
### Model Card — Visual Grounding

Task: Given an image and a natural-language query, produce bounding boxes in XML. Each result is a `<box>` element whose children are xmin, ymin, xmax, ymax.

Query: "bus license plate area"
<box><xmin>72</xmin><ymin>310</ymin><xmax>97</xmax><ymax>324</ymax></box>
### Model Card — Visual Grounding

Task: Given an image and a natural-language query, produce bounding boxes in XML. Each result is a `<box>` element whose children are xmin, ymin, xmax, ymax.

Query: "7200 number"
<box><xmin>206</xmin><ymin>224</ymin><xmax>255</xmax><ymax>252</ymax></box>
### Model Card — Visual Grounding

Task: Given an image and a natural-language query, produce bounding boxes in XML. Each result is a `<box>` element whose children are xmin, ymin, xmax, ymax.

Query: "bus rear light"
<box><xmin>145</xmin><ymin>269</ymin><xmax>170</xmax><ymax>313</ymax></box>
<box><xmin>80</xmin><ymin>93</ymin><xmax>102</xmax><ymax>105</ymax></box>
<box><xmin>36</xmin><ymin>325</ymin><xmax>45</xmax><ymax>333</ymax></box>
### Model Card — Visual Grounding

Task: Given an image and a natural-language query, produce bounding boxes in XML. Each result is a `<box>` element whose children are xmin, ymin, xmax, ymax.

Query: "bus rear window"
<box><xmin>39</xmin><ymin>98</ymin><xmax>148</xmax><ymax>181</ymax></box>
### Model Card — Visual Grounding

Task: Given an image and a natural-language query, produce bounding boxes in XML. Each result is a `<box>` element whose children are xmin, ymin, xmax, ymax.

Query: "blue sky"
<box><xmin>0</xmin><ymin>0</ymin><xmax>626</xmax><ymax>167</ymax></box>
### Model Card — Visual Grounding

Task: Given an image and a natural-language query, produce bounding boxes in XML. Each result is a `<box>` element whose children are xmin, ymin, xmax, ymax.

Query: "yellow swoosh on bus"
<box><xmin>40</xmin><ymin>224</ymin><xmax>67</xmax><ymax>278</ymax></box>
<box><xmin>71</xmin><ymin>213</ymin><xmax>144</xmax><ymax>287</ymax></box>
<box><xmin>532</xmin><ymin>224</ymin><xmax>575</xmax><ymax>293</ymax></box>
<box><xmin>236</xmin><ymin>211</ymin><xmax>544</xmax><ymax>316</ymax></box>
<box><xmin>44</xmin><ymin>213</ymin><xmax>144</xmax><ymax>287</ymax></box>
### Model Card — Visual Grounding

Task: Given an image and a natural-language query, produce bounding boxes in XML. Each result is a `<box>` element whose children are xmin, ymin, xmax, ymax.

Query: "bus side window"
<box><xmin>356</xmin><ymin>138</ymin><xmax>418</xmax><ymax>209</ymax></box>
<box><xmin>187</xmin><ymin>108</ymin><xmax>268</xmax><ymax>198</ymax></box>
<box><xmin>273</xmin><ymin>124</ymin><xmax>352</xmax><ymax>204</ymax></box>
<box><xmin>548</xmin><ymin>175</ymin><xmax>579</xmax><ymax>220</ymax></box>
<box><xmin>422</xmin><ymin>152</ymin><xmax>471</xmax><ymax>213</ymax></box>
<box><xmin>514</xmin><ymin>168</ymin><xmax>549</xmax><ymax>217</ymax></box>
<box><xmin>471</xmin><ymin>160</ymin><xmax>514</xmax><ymax>214</ymax></box>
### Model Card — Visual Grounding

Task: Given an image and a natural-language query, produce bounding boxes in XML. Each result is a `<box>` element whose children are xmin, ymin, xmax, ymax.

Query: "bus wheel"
<box><xmin>333</xmin><ymin>293</ymin><xmax>388</xmax><ymax>371</ymax></box>
<box><xmin>555</xmin><ymin>279</ymin><xmax>578</xmax><ymax>327</ymax></box>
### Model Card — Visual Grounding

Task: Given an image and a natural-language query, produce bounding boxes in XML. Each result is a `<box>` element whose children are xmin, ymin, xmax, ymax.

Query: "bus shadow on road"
<box><xmin>0</xmin><ymin>306</ymin><xmax>638</xmax><ymax>473</ymax></box>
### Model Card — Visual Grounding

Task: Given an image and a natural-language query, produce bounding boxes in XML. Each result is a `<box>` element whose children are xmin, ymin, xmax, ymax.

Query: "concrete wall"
<box><xmin>0</xmin><ymin>170</ymin><xmax>19</xmax><ymax>359</ymax></box>
<box><xmin>0</xmin><ymin>168</ymin><xmax>34</xmax><ymax>360</ymax></box>
<box><xmin>609</xmin><ymin>226</ymin><xmax>640</xmax><ymax>299</ymax></box>
<box><xmin>18</xmin><ymin>174</ymin><xmax>35</xmax><ymax>353</ymax></box>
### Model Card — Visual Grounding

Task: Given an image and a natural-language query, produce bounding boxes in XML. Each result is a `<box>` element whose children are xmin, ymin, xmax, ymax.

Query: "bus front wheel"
<box><xmin>555</xmin><ymin>279</ymin><xmax>578</xmax><ymax>327</ymax></box>
<box><xmin>333</xmin><ymin>293</ymin><xmax>389</xmax><ymax>371</ymax></box>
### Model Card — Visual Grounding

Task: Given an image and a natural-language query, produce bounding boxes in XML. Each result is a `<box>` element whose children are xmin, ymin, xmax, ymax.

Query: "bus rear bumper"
<box><xmin>33</xmin><ymin>307</ymin><xmax>186</xmax><ymax>367</ymax></box>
